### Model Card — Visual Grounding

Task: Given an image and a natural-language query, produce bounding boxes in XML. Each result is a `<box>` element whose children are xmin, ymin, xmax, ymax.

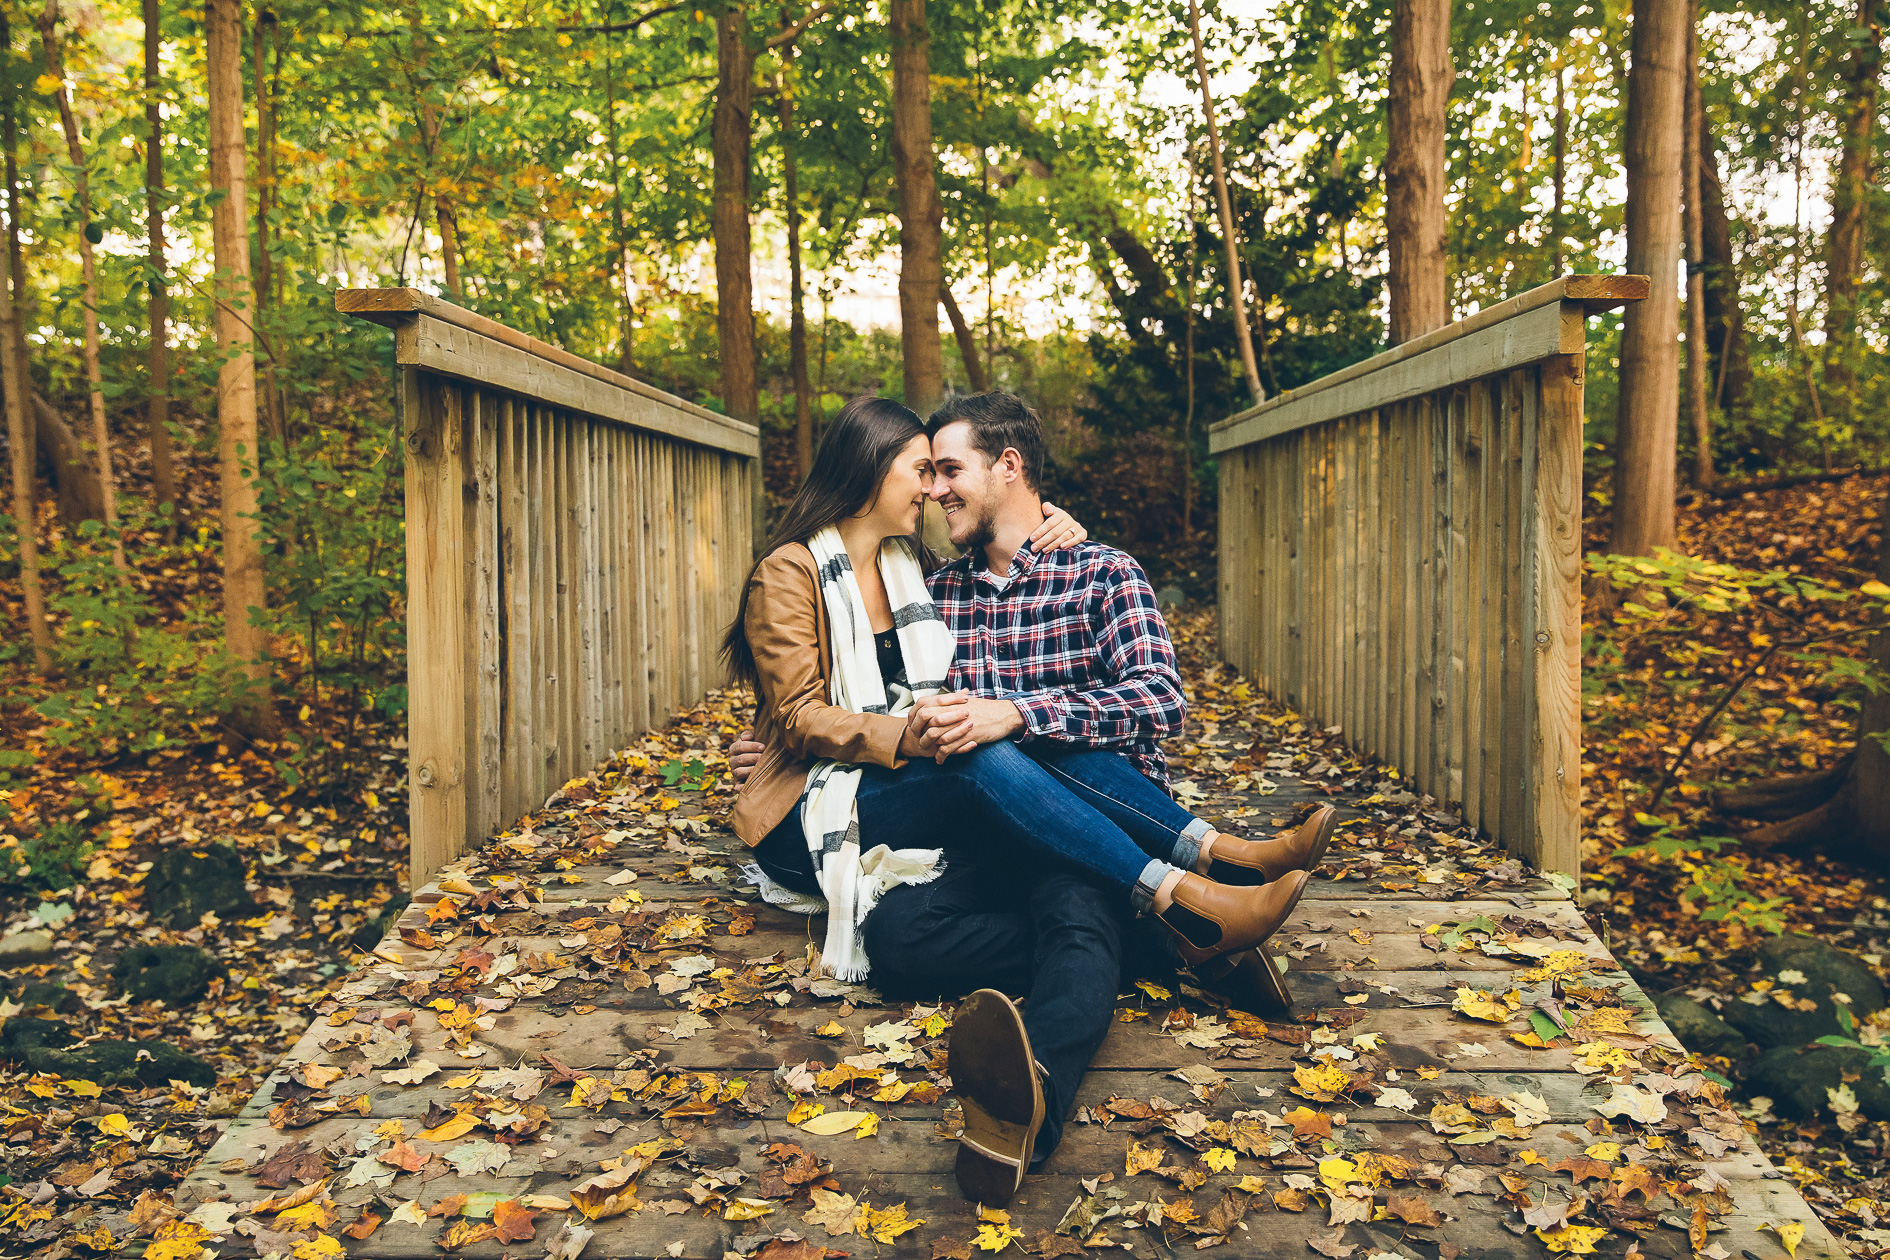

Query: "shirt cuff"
<box><xmin>1006</xmin><ymin>692</ymin><xmax>1064</xmax><ymax>741</ymax></box>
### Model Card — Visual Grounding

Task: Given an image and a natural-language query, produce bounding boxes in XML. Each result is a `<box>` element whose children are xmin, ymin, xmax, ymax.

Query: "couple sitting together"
<box><xmin>721</xmin><ymin>391</ymin><xmax>1336</xmax><ymax>1206</ymax></box>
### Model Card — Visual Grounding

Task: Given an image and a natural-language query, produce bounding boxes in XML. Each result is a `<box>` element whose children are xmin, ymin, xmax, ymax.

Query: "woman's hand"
<box><xmin>902</xmin><ymin>693</ymin><xmax>968</xmax><ymax>759</ymax></box>
<box><xmin>728</xmin><ymin>730</ymin><xmax>764</xmax><ymax>785</ymax></box>
<box><xmin>1030</xmin><ymin>501</ymin><xmax>1088</xmax><ymax>552</ymax></box>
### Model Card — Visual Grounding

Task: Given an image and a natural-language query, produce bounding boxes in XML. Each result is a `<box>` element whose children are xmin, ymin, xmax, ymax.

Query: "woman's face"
<box><xmin>857</xmin><ymin>434</ymin><xmax>936</xmax><ymax>537</ymax></box>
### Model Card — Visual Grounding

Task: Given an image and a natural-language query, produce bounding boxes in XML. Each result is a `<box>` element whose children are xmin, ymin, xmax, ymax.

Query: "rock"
<box><xmin>0</xmin><ymin>1016</ymin><xmax>216</xmax><ymax>1087</ymax></box>
<box><xmin>111</xmin><ymin>945</ymin><xmax>223</xmax><ymax>1006</ymax></box>
<box><xmin>1652</xmin><ymin>991</ymin><xmax>1750</xmax><ymax>1061</ymax></box>
<box><xmin>1155</xmin><ymin>586</ymin><xmax>1187</xmax><ymax>609</ymax></box>
<box><xmin>143</xmin><ymin>843</ymin><xmax>252</xmax><ymax>927</ymax></box>
<box><xmin>1748</xmin><ymin>1044</ymin><xmax>1890</xmax><ymax>1122</ymax></box>
<box><xmin>1723</xmin><ymin>936</ymin><xmax>1886</xmax><ymax>1049</ymax></box>
<box><xmin>10</xmin><ymin>982</ymin><xmax>82</xmax><ymax>1015</ymax></box>
<box><xmin>0</xmin><ymin>930</ymin><xmax>55</xmax><ymax>964</ymax></box>
<box><xmin>350</xmin><ymin>894</ymin><xmax>412</xmax><ymax>953</ymax></box>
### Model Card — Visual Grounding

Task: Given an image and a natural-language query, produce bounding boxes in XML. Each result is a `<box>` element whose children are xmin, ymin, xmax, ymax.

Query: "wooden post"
<box><xmin>1527</xmin><ymin>354</ymin><xmax>1584</xmax><ymax>879</ymax></box>
<box><xmin>404</xmin><ymin>368</ymin><xmax>469</xmax><ymax>885</ymax></box>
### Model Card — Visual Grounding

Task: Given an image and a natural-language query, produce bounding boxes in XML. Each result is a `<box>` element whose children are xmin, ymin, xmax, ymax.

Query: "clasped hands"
<box><xmin>897</xmin><ymin>692</ymin><xmax>1025</xmax><ymax>763</ymax></box>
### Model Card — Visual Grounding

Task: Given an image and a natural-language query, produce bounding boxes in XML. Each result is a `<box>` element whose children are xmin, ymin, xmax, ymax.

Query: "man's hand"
<box><xmin>902</xmin><ymin>693</ymin><xmax>968</xmax><ymax>759</ymax></box>
<box><xmin>728</xmin><ymin>730</ymin><xmax>764</xmax><ymax>785</ymax></box>
<box><xmin>916</xmin><ymin>692</ymin><xmax>1025</xmax><ymax>762</ymax></box>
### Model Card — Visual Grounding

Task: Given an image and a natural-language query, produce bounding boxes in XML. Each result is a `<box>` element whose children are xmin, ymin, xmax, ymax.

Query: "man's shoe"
<box><xmin>1192</xmin><ymin>945</ymin><xmax>1300</xmax><ymax>1019</ymax></box>
<box><xmin>1195</xmin><ymin>805</ymin><xmax>1338</xmax><ymax>886</ymax></box>
<box><xmin>949</xmin><ymin>990</ymin><xmax>1045</xmax><ymax>1206</ymax></box>
<box><xmin>1156</xmin><ymin>870</ymin><xmax>1310</xmax><ymax>969</ymax></box>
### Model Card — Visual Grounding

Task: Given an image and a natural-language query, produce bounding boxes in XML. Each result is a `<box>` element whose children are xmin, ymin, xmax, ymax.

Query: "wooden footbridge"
<box><xmin>165</xmin><ymin>278</ymin><xmax>1845</xmax><ymax>1259</ymax></box>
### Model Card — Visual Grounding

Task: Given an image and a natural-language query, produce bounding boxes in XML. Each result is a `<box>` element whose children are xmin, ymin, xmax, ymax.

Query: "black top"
<box><xmin>874</xmin><ymin>629</ymin><xmax>907</xmax><ymax>700</ymax></box>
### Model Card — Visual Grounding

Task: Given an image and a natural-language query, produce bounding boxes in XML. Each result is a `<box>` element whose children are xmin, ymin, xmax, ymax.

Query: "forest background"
<box><xmin>0</xmin><ymin>0</ymin><xmax>1888</xmax><ymax>1240</ymax></box>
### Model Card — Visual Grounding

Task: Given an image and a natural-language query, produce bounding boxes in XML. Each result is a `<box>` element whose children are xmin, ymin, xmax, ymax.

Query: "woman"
<box><xmin>722</xmin><ymin>397</ymin><xmax>1321</xmax><ymax>981</ymax></box>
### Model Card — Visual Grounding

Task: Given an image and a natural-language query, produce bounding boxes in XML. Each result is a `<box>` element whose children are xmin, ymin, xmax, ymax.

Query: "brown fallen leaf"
<box><xmin>427</xmin><ymin>1193</ymin><xmax>470</xmax><ymax>1219</ymax></box>
<box><xmin>1550</xmin><ymin>1157</ymin><xmax>1613</xmax><ymax>1184</ymax></box>
<box><xmin>1384</xmin><ymin>1192</ymin><xmax>1443</xmax><ymax>1228</ymax></box>
<box><xmin>1031</xmin><ymin>1230</ymin><xmax>1087</xmax><ymax>1258</ymax></box>
<box><xmin>1307</xmin><ymin>1229</ymin><xmax>1356</xmax><ymax>1258</ymax></box>
<box><xmin>342</xmin><ymin>1210</ymin><xmax>382</xmax><ymax>1241</ymax></box>
<box><xmin>492</xmin><ymin>1200</ymin><xmax>537</xmax><ymax>1244</ymax></box>
<box><xmin>1282</xmin><ymin>1107</ymin><xmax>1333</xmax><ymax>1140</ymax></box>
<box><xmin>250</xmin><ymin>1141</ymin><xmax>328</xmax><ymax>1189</ymax></box>
<box><xmin>932</xmin><ymin>1237</ymin><xmax>974</xmax><ymax>1260</ymax></box>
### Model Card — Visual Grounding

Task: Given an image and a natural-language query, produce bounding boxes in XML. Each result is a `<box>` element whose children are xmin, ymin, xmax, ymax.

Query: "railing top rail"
<box><xmin>338</xmin><ymin>287</ymin><xmax>760</xmax><ymax>452</ymax></box>
<box><xmin>1208</xmin><ymin>273</ymin><xmax>1647</xmax><ymax>455</ymax></box>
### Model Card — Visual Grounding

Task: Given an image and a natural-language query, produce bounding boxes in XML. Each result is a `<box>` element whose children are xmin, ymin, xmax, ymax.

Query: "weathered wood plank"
<box><xmin>405</xmin><ymin>371</ymin><xmax>469</xmax><ymax>885</ymax></box>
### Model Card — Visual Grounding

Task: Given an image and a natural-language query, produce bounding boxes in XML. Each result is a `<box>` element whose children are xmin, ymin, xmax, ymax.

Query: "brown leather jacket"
<box><xmin>729</xmin><ymin>544</ymin><xmax>910</xmax><ymax>846</ymax></box>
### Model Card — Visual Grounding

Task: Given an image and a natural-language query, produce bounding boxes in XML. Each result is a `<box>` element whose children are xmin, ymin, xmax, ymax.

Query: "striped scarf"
<box><xmin>796</xmin><ymin>527</ymin><xmax>955</xmax><ymax>981</ymax></box>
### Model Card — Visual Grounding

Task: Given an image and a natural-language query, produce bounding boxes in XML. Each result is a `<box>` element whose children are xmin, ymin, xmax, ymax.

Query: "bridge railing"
<box><xmin>1209</xmin><ymin>275</ymin><xmax>1647</xmax><ymax>878</ymax></box>
<box><xmin>340</xmin><ymin>289</ymin><xmax>761</xmax><ymax>884</ymax></box>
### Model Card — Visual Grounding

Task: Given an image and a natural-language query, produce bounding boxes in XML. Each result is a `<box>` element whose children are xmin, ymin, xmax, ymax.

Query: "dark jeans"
<box><xmin>750</xmin><ymin>743</ymin><xmax>1208</xmax><ymax>1163</ymax></box>
<box><xmin>749</xmin><ymin>740</ymin><xmax>1209</xmax><ymax>905</ymax></box>
<box><xmin>864</xmin><ymin>857</ymin><xmax>1124</xmax><ymax>1165</ymax></box>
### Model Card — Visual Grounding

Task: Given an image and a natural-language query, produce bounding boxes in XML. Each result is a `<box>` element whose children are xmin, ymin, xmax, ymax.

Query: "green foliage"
<box><xmin>1816</xmin><ymin>1004</ymin><xmax>1890</xmax><ymax>1088</ymax></box>
<box><xmin>1614</xmin><ymin>819</ymin><xmax>1788</xmax><ymax>936</ymax></box>
<box><xmin>0</xmin><ymin>822</ymin><xmax>92</xmax><ymax>893</ymax></box>
<box><xmin>659</xmin><ymin>758</ymin><xmax>711</xmax><ymax>792</ymax></box>
<box><xmin>25</xmin><ymin>513</ymin><xmax>262</xmax><ymax>759</ymax></box>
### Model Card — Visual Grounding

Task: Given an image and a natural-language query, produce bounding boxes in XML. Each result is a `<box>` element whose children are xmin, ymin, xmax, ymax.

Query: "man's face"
<box><xmin>928</xmin><ymin>422</ymin><xmax>1003</xmax><ymax>551</ymax></box>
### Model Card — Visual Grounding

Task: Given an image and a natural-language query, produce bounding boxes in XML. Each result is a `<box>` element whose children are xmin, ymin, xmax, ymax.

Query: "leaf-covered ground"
<box><xmin>0</xmin><ymin>578</ymin><xmax>1886</xmax><ymax>1257</ymax></box>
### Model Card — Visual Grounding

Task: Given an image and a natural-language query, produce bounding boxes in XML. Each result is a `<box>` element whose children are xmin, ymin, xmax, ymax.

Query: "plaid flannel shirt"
<box><xmin>927</xmin><ymin>540</ymin><xmax>1186</xmax><ymax>786</ymax></box>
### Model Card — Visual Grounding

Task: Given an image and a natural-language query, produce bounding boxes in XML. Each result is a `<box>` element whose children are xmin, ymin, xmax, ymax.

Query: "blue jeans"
<box><xmin>1023</xmin><ymin>746</ymin><xmax>1215</xmax><ymax>873</ymax></box>
<box><xmin>750</xmin><ymin>740</ymin><xmax>1191</xmax><ymax>909</ymax></box>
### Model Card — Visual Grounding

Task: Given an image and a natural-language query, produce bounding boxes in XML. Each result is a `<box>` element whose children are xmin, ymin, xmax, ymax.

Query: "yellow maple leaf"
<box><xmin>1204</xmin><ymin>1148</ymin><xmax>1237</xmax><ymax>1173</ymax></box>
<box><xmin>858</xmin><ymin>1202</ymin><xmax>924</xmax><ymax>1244</ymax></box>
<box><xmin>974</xmin><ymin>1223</ymin><xmax>1023</xmax><ymax>1251</ymax></box>
<box><xmin>1292</xmin><ymin>1062</ymin><xmax>1353</xmax><ymax>1101</ymax></box>
<box><xmin>855</xmin><ymin>1113</ymin><xmax>880</xmax><ymax>1138</ymax></box>
<box><xmin>1452</xmin><ymin>987</ymin><xmax>1521</xmax><ymax>1023</ymax></box>
<box><xmin>918</xmin><ymin>1011</ymin><xmax>951</xmax><ymax>1037</ymax></box>
<box><xmin>1767</xmin><ymin>1221</ymin><xmax>1806</xmax><ymax>1257</ymax></box>
<box><xmin>814</xmin><ymin>1021</ymin><xmax>846</xmax><ymax>1037</ymax></box>
<box><xmin>1578</xmin><ymin>1007</ymin><xmax>1636</xmax><ymax>1035</ymax></box>
<box><xmin>1134</xmin><ymin>980</ymin><xmax>1172</xmax><ymax>1002</ymax></box>
<box><xmin>786</xmin><ymin>1100</ymin><xmax>824</xmax><ymax>1126</ymax></box>
<box><xmin>276</xmin><ymin>1199</ymin><xmax>338</xmax><ymax>1231</ymax></box>
<box><xmin>293</xmin><ymin>1238</ymin><xmax>345</xmax><ymax>1260</ymax></box>
<box><xmin>1536</xmin><ymin>1225</ymin><xmax>1609</xmax><ymax>1254</ymax></box>
<box><xmin>1318</xmin><ymin>1157</ymin><xmax>1362</xmax><ymax>1191</ymax></box>
<box><xmin>724</xmin><ymin>1198</ymin><xmax>775</xmax><ymax>1221</ymax></box>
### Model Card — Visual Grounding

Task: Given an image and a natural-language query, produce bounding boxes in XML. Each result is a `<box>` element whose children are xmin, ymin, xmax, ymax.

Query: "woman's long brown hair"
<box><xmin>722</xmin><ymin>396</ymin><xmax>940</xmax><ymax>689</ymax></box>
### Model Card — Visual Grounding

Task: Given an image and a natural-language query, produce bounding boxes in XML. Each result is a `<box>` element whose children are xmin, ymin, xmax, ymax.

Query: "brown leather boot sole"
<box><xmin>948</xmin><ymin>990</ymin><xmax>1044</xmax><ymax>1207</ymax></box>
<box><xmin>1200</xmin><ymin>805</ymin><xmax>1338</xmax><ymax>885</ymax></box>
<box><xmin>1194</xmin><ymin>945</ymin><xmax>1302</xmax><ymax>1020</ymax></box>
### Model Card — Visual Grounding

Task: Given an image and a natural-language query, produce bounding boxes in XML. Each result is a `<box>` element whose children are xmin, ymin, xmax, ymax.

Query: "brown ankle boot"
<box><xmin>1156</xmin><ymin>869</ymin><xmax>1311</xmax><ymax>967</ymax></box>
<box><xmin>1195</xmin><ymin>805</ymin><xmax>1338</xmax><ymax>886</ymax></box>
<box><xmin>948</xmin><ymin>990</ymin><xmax>1045</xmax><ymax>1206</ymax></box>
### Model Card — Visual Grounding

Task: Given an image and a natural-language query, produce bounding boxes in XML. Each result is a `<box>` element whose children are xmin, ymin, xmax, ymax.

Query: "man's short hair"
<box><xmin>925</xmin><ymin>391</ymin><xmax>1047</xmax><ymax>492</ymax></box>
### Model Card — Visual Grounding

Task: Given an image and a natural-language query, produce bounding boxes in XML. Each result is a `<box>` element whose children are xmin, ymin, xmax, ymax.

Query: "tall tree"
<box><xmin>1610</xmin><ymin>0</ymin><xmax>1686</xmax><ymax>557</ymax></box>
<box><xmin>253</xmin><ymin>6</ymin><xmax>285</xmax><ymax>442</ymax></box>
<box><xmin>776</xmin><ymin>82</ymin><xmax>815</xmax><ymax>477</ymax></box>
<box><xmin>1696</xmin><ymin>109</ymin><xmax>1748</xmax><ymax>416</ymax></box>
<box><xmin>890</xmin><ymin>0</ymin><xmax>944</xmax><ymax>416</ymax></box>
<box><xmin>143</xmin><ymin>0</ymin><xmax>177</xmax><ymax>525</ymax></box>
<box><xmin>1385</xmin><ymin>0</ymin><xmax>1453</xmax><ymax>344</ymax></box>
<box><xmin>1187</xmin><ymin>0</ymin><xmax>1261</xmax><ymax>401</ymax></box>
<box><xmin>0</xmin><ymin>15</ymin><xmax>47</xmax><ymax>674</ymax></box>
<box><xmin>208</xmin><ymin>0</ymin><xmax>275</xmax><ymax>716</ymax></box>
<box><xmin>713</xmin><ymin>4</ymin><xmax>830</xmax><ymax>426</ymax></box>
<box><xmin>1821</xmin><ymin>0</ymin><xmax>1883</xmax><ymax>412</ymax></box>
<box><xmin>36</xmin><ymin>0</ymin><xmax>122</xmax><ymax>566</ymax></box>
<box><xmin>1682</xmin><ymin>3</ymin><xmax>1710</xmax><ymax>488</ymax></box>
<box><xmin>941</xmin><ymin>286</ymin><xmax>989</xmax><ymax>393</ymax></box>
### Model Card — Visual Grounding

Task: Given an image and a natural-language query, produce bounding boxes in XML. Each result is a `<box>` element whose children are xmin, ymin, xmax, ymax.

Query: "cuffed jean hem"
<box><xmin>1171</xmin><ymin>818</ymin><xmax>1214</xmax><ymax>871</ymax></box>
<box><xmin>1130</xmin><ymin>859</ymin><xmax>1177</xmax><ymax>915</ymax></box>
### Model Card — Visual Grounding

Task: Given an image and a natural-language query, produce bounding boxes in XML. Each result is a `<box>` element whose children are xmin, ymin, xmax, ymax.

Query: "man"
<box><xmin>731</xmin><ymin>391</ymin><xmax>1332</xmax><ymax>1200</ymax></box>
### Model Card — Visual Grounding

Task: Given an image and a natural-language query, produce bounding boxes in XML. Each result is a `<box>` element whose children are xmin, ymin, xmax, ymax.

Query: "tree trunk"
<box><xmin>1187</xmin><ymin>0</ymin><xmax>1261</xmax><ymax>401</ymax></box>
<box><xmin>37</xmin><ymin>1</ymin><xmax>122</xmax><ymax>564</ymax></box>
<box><xmin>712</xmin><ymin>8</ymin><xmax>759</xmax><ymax>424</ymax></box>
<box><xmin>1550</xmin><ymin>50</ymin><xmax>1566</xmax><ymax>278</ymax></box>
<box><xmin>1</xmin><ymin>202</ymin><xmax>49</xmax><ymax>673</ymax></box>
<box><xmin>208</xmin><ymin>0</ymin><xmax>276</xmax><ymax>716</ymax></box>
<box><xmin>605</xmin><ymin>30</ymin><xmax>634</xmax><ymax>371</ymax></box>
<box><xmin>437</xmin><ymin>202</ymin><xmax>462</xmax><ymax>297</ymax></box>
<box><xmin>252</xmin><ymin>5</ymin><xmax>286</xmax><ymax>448</ymax></box>
<box><xmin>1682</xmin><ymin>4</ymin><xmax>1711</xmax><ymax>489</ymax></box>
<box><xmin>1822</xmin><ymin>0</ymin><xmax>1882</xmax><ymax>414</ymax></box>
<box><xmin>1386</xmin><ymin>0</ymin><xmax>1453</xmax><ymax>344</ymax></box>
<box><xmin>34</xmin><ymin>393</ymin><xmax>105</xmax><ymax>523</ymax></box>
<box><xmin>940</xmin><ymin>286</ymin><xmax>989</xmax><ymax>394</ymax></box>
<box><xmin>1610</xmin><ymin>0</ymin><xmax>1686</xmax><ymax>557</ymax></box>
<box><xmin>778</xmin><ymin>87</ymin><xmax>815</xmax><ymax>478</ymax></box>
<box><xmin>889</xmin><ymin>0</ymin><xmax>944</xmax><ymax>418</ymax></box>
<box><xmin>143</xmin><ymin>0</ymin><xmax>176</xmax><ymax>529</ymax></box>
<box><xmin>1697</xmin><ymin>108</ymin><xmax>1748</xmax><ymax>416</ymax></box>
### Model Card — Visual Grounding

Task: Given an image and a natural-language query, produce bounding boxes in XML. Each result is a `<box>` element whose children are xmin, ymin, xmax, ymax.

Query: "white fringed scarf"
<box><xmin>782</xmin><ymin>527</ymin><xmax>956</xmax><ymax>981</ymax></box>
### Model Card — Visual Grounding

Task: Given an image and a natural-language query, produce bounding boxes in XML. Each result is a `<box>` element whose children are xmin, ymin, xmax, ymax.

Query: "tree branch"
<box><xmin>767</xmin><ymin>1</ymin><xmax>837</xmax><ymax>48</ymax></box>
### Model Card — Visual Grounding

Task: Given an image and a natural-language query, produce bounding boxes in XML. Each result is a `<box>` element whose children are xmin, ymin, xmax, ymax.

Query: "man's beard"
<box><xmin>954</xmin><ymin>499</ymin><xmax>999</xmax><ymax>555</ymax></box>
